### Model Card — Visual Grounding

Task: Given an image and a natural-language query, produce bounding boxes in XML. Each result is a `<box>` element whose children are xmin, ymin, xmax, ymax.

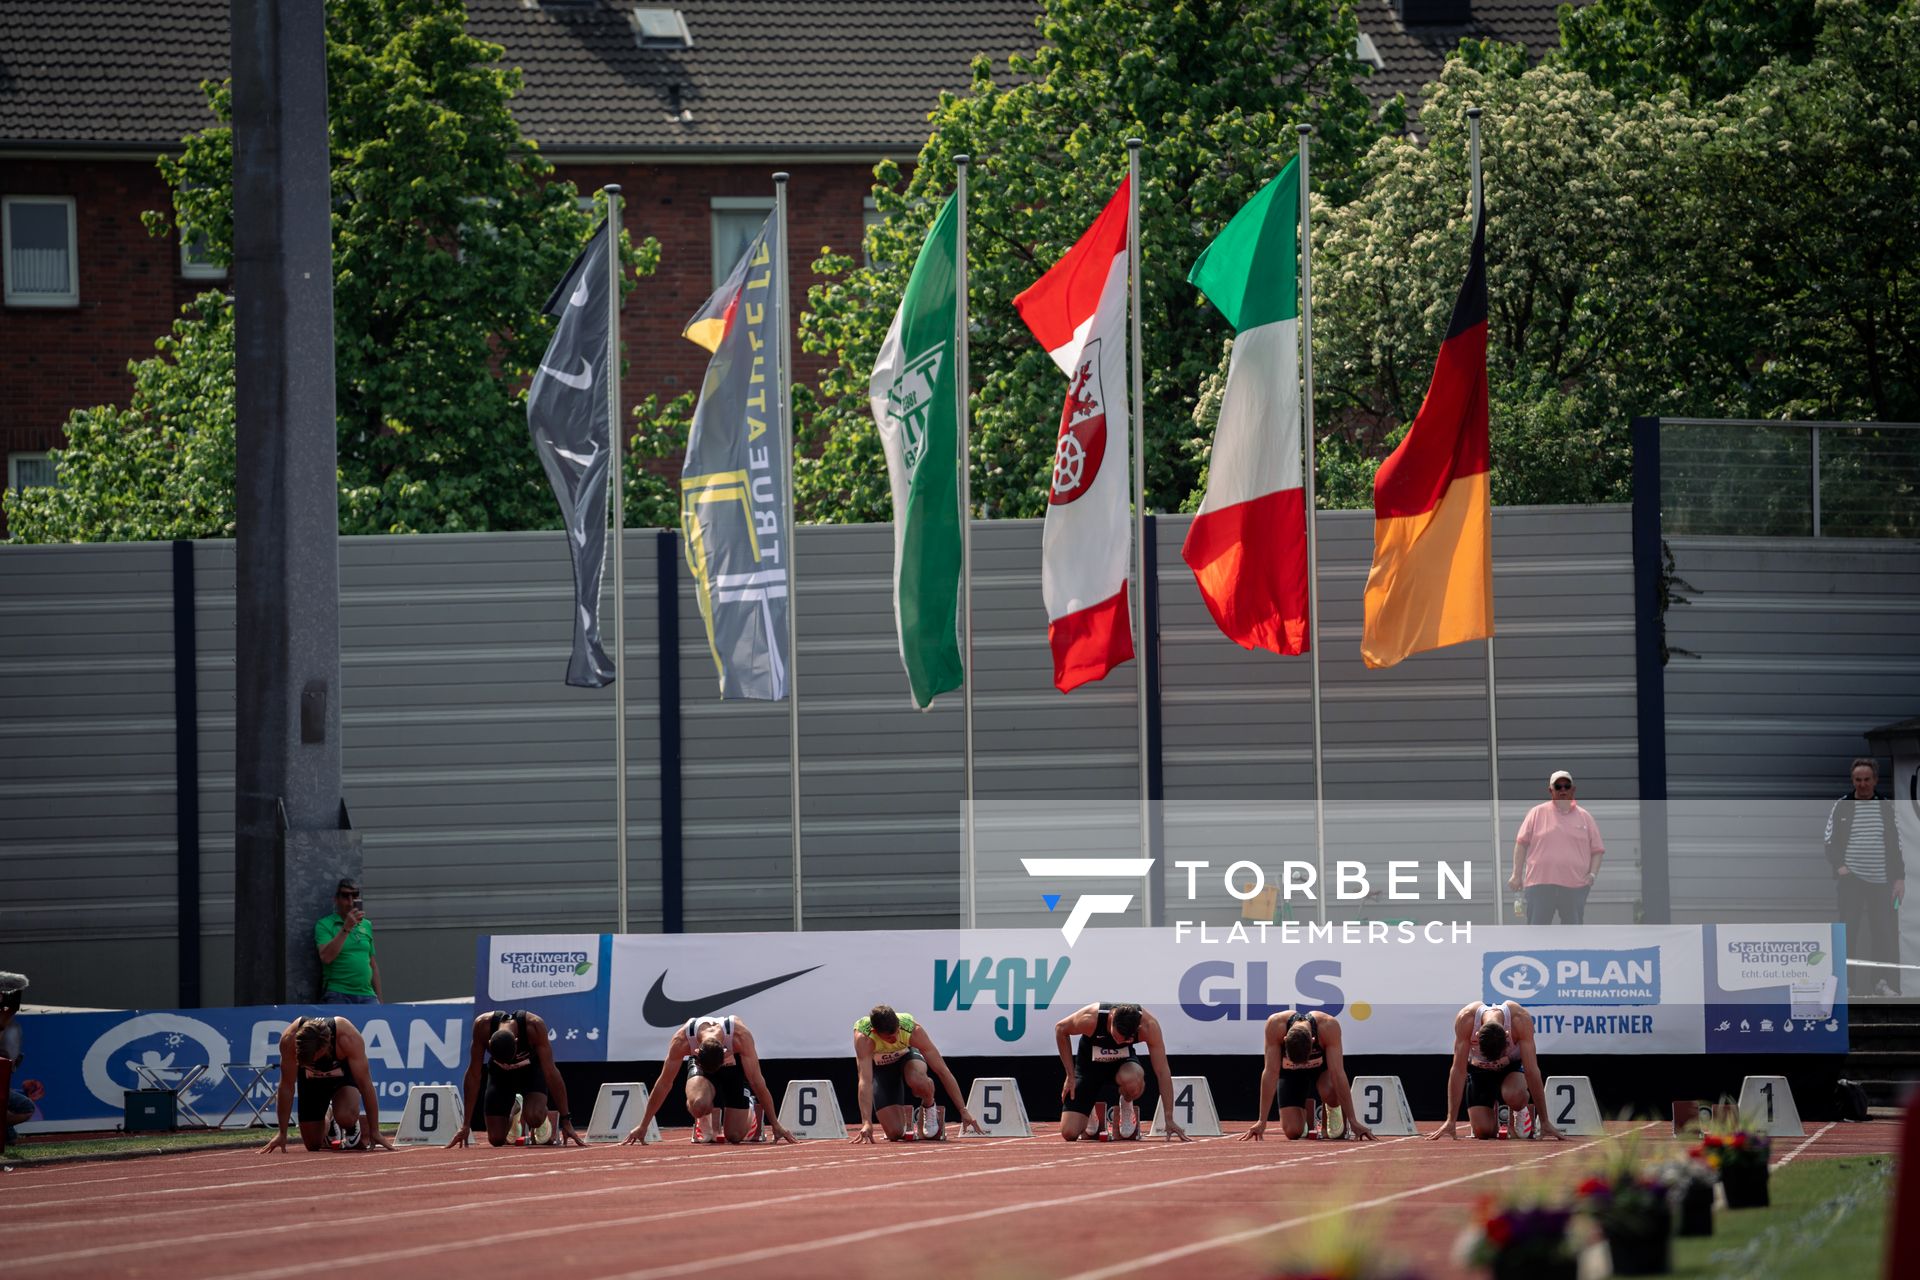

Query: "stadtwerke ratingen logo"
<box><xmin>1483</xmin><ymin>947</ymin><xmax>1660</xmax><ymax>1005</ymax></box>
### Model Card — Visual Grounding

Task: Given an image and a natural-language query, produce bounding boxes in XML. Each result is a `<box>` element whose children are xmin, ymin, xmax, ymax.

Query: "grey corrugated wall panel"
<box><xmin>3</xmin><ymin>507</ymin><xmax>1640</xmax><ymax>1005</ymax></box>
<box><xmin>1663</xmin><ymin>535</ymin><xmax>1920</xmax><ymax>922</ymax></box>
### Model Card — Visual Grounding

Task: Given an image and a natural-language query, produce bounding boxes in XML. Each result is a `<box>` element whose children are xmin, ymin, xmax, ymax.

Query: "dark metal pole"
<box><xmin>1630</xmin><ymin>415</ymin><xmax>1670</xmax><ymax>923</ymax></box>
<box><xmin>231</xmin><ymin>0</ymin><xmax>359</xmax><ymax>1003</ymax></box>
<box><xmin>171</xmin><ymin>540</ymin><xmax>202</xmax><ymax>1007</ymax></box>
<box><xmin>1142</xmin><ymin>514</ymin><xmax>1165</xmax><ymax>926</ymax></box>
<box><xmin>656</xmin><ymin>529</ymin><xmax>684</xmax><ymax>933</ymax></box>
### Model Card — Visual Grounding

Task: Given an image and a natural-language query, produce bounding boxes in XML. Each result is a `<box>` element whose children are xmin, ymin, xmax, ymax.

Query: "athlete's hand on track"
<box><xmin>1427</xmin><ymin>1123</ymin><xmax>1459</xmax><ymax>1141</ymax></box>
<box><xmin>1350</xmin><ymin>1123</ymin><xmax>1379</xmax><ymax>1142</ymax></box>
<box><xmin>366</xmin><ymin>1130</ymin><xmax>395</xmax><ymax>1152</ymax></box>
<box><xmin>1238</xmin><ymin>1120</ymin><xmax>1267</xmax><ymax>1141</ymax></box>
<box><xmin>445</xmin><ymin>1125</ymin><xmax>471</xmax><ymax>1149</ymax></box>
<box><xmin>560</xmin><ymin>1121</ymin><xmax>590</xmax><ymax>1147</ymax></box>
<box><xmin>958</xmin><ymin>1112</ymin><xmax>985</xmax><ymax>1136</ymax></box>
<box><xmin>621</xmin><ymin>1122</ymin><xmax>653</xmax><ymax>1145</ymax></box>
<box><xmin>769</xmin><ymin>1121</ymin><xmax>798</xmax><ymax>1145</ymax></box>
<box><xmin>1539</xmin><ymin>1122</ymin><xmax>1567</xmax><ymax>1142</ymax></box>
<box><xmin>850</xmin><ymin>1123</ymin><xmax>877</xmax><ymax>1144</ymax></box>
<box><xmin>260</xmin><ymin>1131</ymin><xmax>290</xmax><ymax>1154</ymax></box>
<box><xmin>1162</xmin><ymin>1119</ymin><xmax>1191</xmax><ymax>1143</ymax></box>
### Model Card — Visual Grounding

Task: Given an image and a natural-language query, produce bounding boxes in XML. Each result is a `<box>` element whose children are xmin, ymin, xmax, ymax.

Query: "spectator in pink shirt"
<box><xmin>1509</xmin><ymin>770</ymin><xmax>1605</xmax><ymax>925</ymax></box>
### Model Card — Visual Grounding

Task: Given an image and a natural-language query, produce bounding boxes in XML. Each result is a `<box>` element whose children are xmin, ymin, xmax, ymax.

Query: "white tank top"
<box><xmin>1467</xmin><ymin>1001</ymin><xmax>1517</xmax><ymax>1070</ymax></box>
<box><xmin>685</xmin><ymin>1016</ymin><xmax>736</xmax><ymax>1059</ymax></box>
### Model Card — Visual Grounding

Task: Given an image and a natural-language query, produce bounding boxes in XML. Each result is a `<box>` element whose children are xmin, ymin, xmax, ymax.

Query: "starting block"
<box><xmin>394</xmin><ymin>1085</ymin><xmax>462</xmax><ymax>1146</ymax></box>
<box><xmin>1738</xmin><ymin>1075</ymin><xmax>1805</xmax><ymax>1137</ymax></box>
<box><xmin>1542</xmin><ymin>1075</ymin><xmax>1605</xmax><ymax>1136</ymax></box>
<box><xmin>1349</xmin><ymin>1076</ymin><xmax>1417</xmax><ymax>1136</ymax></box>
<box><xmin>778</xmin><ymin>1079</ymin><xmax>846</xmax><ymax>1140</ymax></box>
<box><xmin>1146</xmin><ymin>1076</ymin><xmax>1222</xmax><ymax>1137</ymax></box>
<box><xmin>587</xmin><ymin>1082</ymin><xmax>659</xmax><ymax>1144</ymax></box>
<box><xmin>964</xmin><ymin>1077</ymin><xmax>1031</xmax><ymax>1137</ymax></box>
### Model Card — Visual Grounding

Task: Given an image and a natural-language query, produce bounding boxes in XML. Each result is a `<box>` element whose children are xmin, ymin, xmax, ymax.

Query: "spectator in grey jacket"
<box><xmin>1824</xmin><ymin>759</ymin><xmax>1905</xmax><ymax>996</ymax></box>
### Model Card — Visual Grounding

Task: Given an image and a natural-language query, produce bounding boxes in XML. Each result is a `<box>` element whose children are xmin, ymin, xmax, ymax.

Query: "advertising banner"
<box><xmin>15</xmin><ymin>1001</ymin><xmax>474</xmax><ymax>1134</ymax></box>
<box><xmin>1702</xmin><ymin>922</ymin><xmax>1848</xmax><ymax>1052</ymax></box>
<box><xmin>474</xmin><ymin>924</ymin><xmax>1845</xmax><ymax>1062</ymax></box>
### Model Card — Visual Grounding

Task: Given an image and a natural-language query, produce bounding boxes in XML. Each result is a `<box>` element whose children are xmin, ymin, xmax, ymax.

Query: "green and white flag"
<box><xmin>869</xmin><ymin>193</ymin><xmax>964</xmax><ymax>709</ymax></box>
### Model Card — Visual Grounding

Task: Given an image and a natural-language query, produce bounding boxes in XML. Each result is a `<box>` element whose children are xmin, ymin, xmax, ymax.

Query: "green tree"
<box><xmin>5</xmin><ymin>296</ymin><xmax>237</xmax><ymax>542</ymax></box>
<box><xmin>1558</xmin><ymin>0</ymin><xmax>1830</xmax><ymax>101</ymax></box>
<box><xmin>10</xmin><ymin>0</ymin><xmax>658</xmax><ymax>542</ymax></box>
<box><xmin>796</xmin><ymin>0</ymin><xmax>1388</xmax><ymax>523</ymax></box>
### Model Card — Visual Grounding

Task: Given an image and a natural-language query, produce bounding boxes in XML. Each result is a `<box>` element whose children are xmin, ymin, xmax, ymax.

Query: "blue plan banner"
<box><xmin>15</xmin><ymin>1000</ymin><xmax>475</xmax><ymax>1134</ymax></box>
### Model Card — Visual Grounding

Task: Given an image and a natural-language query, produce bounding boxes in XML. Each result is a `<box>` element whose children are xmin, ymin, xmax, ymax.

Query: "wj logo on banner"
<box><xmin>933</xmin><ymin>957</ymin><xmax>1071</xmax><ymax>1041</ymax></box>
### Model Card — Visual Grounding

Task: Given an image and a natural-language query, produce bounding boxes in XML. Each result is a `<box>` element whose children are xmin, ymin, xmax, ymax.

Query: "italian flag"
<box><xmin>1013</xmin><ymin>179</ymin><xmax>1136</xmax><ymax>693</ymax></box>
<box><xmin>868</xmin><ymin>193</ymin><xmax>964</xmax><ymax>709</ymax></box>
<box><xmin>1182</xmin><ymin>159</ymin><xmax>1310</xmax><ymax>655</ymax></box>
<box><xmin>1361</xmin><ymin>215</ymin><xmax>1492</xmax><ymax>669</ymax></box>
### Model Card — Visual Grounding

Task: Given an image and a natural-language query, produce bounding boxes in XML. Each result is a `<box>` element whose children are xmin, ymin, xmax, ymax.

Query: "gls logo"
<box><xmin>1483</xmin><ymin>947</ymin><xmax>1661</xmax><ymax>1006</ymax></box>
<box><xmin>933</xmin><ymin>957</ymin><xmax>1071</xmax><ymax>1041</ymax></box>
<box><xmin>1021</xmin><ymin>857</ymin><xmax>1155</xmax><ymax>945</ymax></box>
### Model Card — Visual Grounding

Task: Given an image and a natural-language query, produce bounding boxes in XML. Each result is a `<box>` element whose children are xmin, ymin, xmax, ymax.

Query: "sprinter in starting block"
<box><xmin>1429</xmin><ymin>999</ymin><xmax>1564</xmax><ymax>1142</ymax></box>
<box><xmin>1055</xmin><ymin>1002</ymin><xmax>1189</xmax><ymax>1142</ymax></box>
<box><xmin>1241</xmin><ymin>1009</ymin><xmax>1375</xmax><ymax>1142</ymax></box>
<box><xmin>446</xmin><ymin>1008</ymin><xmax>586</xmax><ymax>1148</ymax></box>
<box><xmin>620</xmin><ymin>1014</ymin><xmax>796</xmax><ymax>1145</ymax></box>
<box><xmin>850</xmin><ymin>1004</ymin><xmax>983</xmax><ymax>1143</ymax></box>
<box><xmin>262</xmin><ymin>1016</ymin><xmax>394</xmax><ymax>1153</ymax></box>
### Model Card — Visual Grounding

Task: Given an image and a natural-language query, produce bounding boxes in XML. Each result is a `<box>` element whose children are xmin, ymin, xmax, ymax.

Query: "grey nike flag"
<box><xmin>680</xmin><ymin>211</ymin><xmax>791</xmax><ymax>700</ymax></box>
<box><xmin>528</xmin><ymin>221</ymin><xmax>615</xmax><ymax>688</ymax></box>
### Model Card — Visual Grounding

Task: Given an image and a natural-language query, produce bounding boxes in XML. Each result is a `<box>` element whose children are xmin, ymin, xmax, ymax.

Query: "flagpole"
<box><xmin>955</xmin><ymin>156</ymin><xmax>978</xmax><ymax>931</ymax></box>
<box><xmin>1126</xmin><ymin>137</ymin><xmax>1151</xmax><ymax>923</ymax></box>
<box><xmin>1466</xmin><ymin>108</ymin><xmax>1504</xmax><ymax>923</ymax></box>
<box><xmin>605</xmin><ymin>185</ymin><xmax>629</xmax><ymax>935</ymax></box>
<box><xmin>1294</xmin><ymin>129</ymin><xmax>1328</xmax><ymax>926</ymax></box>
<box><xmin>773</xmin><ymin>172</ymin><xmax>804</xmax><ymax>931</ymax></box>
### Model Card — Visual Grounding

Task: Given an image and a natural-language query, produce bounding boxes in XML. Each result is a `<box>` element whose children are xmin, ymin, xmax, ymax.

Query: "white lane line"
<box><xmin>590</xmin><ymin>1137</ymin><xmax>1416</xmax><ymax>1280</ymax></box>
<box><xmin>24</xmin><ymin>1137</ymin><xmax>1177</xmax><ymax>1272</ymax></box>
<box><xmin>1061</xmin><ymin>1122</ymin><xmax>1663</xmax><ymax>1280</ymax></box>
<box><xmin>1773</xmin><ymin>1121</ymin><xmax>1837</xmax><ymax>1168</ymax></box>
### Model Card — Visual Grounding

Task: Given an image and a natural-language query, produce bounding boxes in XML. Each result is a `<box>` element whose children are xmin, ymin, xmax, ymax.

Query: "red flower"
<box><xmin>1731</xmin><ymin>1132</ymin><xmax>1749</xmax><ymax>1149</ymax></box>
<box><xmin>1577</xmin><ymin>1177</ymin><xmax>1610</xmax><ymax>1197</ymax></box>
<box><xmin>1688</xmin><ymin>1145</ymin><xmax>1705</xmax><ymax>1159</ymax></box>
<box><xmin>1703</xmin><ymin>1134</ymin><xmax>1723</xmax><ymax>1148</ymax></box>
<box><xmin>1487</xmin><ymin>1216</ymin><xmax>1514</xmax><ymax>1247</ymax></box>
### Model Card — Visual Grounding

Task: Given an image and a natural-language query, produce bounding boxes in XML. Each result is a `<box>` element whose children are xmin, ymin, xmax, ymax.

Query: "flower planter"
<box><xmin>1720</xmin><ymin>1164</ymin><xmax>1770</xmax><ymax>1208</ymax></box>
<box><xmin>1605</xmin><ymin>1212</ymin><xmax>1674</xmax><ymax>1276</ymax></box>
<box><xmin>1492</xmin><ymin>1255</ymin><xmax>1576</xmax><ymax>1280</ymax></box>
<box><xmin>1672</xmin><ymin>1180</ymin><xmax>1715</xmax><ymax>1236</ymax></box>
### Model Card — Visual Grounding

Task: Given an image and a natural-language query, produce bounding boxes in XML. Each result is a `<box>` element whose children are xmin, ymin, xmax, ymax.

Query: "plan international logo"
<box><xmin>1483</xmin><ymin>947</ymin><xmax>1661</xmax><ymax>1005</ymax></box>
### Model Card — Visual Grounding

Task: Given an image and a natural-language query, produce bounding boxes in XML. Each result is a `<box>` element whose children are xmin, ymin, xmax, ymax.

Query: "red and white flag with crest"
<box><xmin>1014</xmin><ymin>178</ymin><xmax>1135</xmax><ymax>692</ymax></box>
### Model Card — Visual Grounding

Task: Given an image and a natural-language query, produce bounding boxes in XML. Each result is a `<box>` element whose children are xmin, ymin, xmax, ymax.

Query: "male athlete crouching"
<box><xmin>262</xmin><ymin>1016</ymin><xmax>394</xmax><ymax>1153</ymax></box>
<box><xmin>446</xmin><ymin>1008</ymin><xmax>586</xmax><ymax>1148</ymax></box>
<box><xmin>1240</xmin><ymin>1008</ymin><xmax>1376</xmax><ymax>1142</ymax></box>
<box><xmin>1054</xmin><ymin>1002</ymin><xmax>1189</xmax><ymax>1142</ymax></box>
<box><xmin>620</xmin><ymin>1014</ymin><xmax>796</xmax><ymax>1145</ymax></box>
<box><xmin>1428</xmin><ymin>999</ymin><xmax>1564</xmax><ymax>1141</ymax></box>
<box><xmin>849</xmin><ymin>1004</ymin><xmax>983</xmax><ymax>1143</ymax></box>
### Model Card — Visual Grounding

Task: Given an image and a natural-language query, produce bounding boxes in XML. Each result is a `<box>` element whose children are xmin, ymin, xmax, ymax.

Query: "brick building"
<box><xmin>0</xmin><ymin>0</ymin><xmax>1567</xmax><ymax>524</ymax></box>
<box><xmin>0</xmin><ymin>0</ymin><xmax>1036</xmax><ymax>521</ymax></box>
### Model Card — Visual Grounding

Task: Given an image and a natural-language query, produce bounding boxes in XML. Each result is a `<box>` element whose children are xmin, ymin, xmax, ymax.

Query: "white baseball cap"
<box><xmin>1549</xmin><ymin>770</ymin><xmax>1574</xmax><ymax>787</ymax></box>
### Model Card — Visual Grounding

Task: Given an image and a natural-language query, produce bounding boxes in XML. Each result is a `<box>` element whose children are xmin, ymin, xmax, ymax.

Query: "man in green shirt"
<box><xmin>315</xmin><ymin>879</ymin><xmax>383</xmax><ymax>1004</ymax></box>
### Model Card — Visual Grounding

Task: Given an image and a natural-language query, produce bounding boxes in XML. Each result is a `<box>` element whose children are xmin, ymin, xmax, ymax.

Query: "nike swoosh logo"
<box><xmin>641</xmin><ymin>966</ymin><xmax>823</xmax><ymax>1027</ymax></box>
<box><xmin>539</xmin><ymin>359</ymin><xmax>593</xmax><ymax>390</ymax></box>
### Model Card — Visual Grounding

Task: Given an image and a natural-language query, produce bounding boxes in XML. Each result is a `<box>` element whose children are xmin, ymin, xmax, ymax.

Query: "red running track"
<box><xmin>8</xmin><ymin>1121</ymin><xmax>1899</xmax><ymax>1280</ymax></box>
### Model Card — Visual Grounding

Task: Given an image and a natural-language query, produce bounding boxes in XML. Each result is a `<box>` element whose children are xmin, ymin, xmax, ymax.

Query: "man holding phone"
<box><xmin>316</xmin><ymin>878</ymin><xmax>383</xmax><ymax>1004</ymax></box>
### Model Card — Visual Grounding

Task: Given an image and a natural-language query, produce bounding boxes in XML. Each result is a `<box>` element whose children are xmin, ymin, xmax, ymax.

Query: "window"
<box><xmin>628</xmin><ymin>8</ymin><xmax>693</xmax><ymax>48</ymax></box>
<box><xmin>863</xmin><ymin>197</ymin><xmax>883</xmax><ymax>268</ymax></box>
<box><xmin>710</xmin><ymin>197</ymin><xmax>773</xmax><ymax>289</ymax></box>
<box><xmin>8</xmin><ymin>452</ymin><xmax>55</xmax><ymax>493</ymax></box>
<box><xmin>4</xmin><ymin>196</ymin><xmax>79</xmax><ymax>306</ymax></box>
<box><xmin>180</xmin><ymin>225</ymin><xmax>224</xmax><ymax>279</ymax></box>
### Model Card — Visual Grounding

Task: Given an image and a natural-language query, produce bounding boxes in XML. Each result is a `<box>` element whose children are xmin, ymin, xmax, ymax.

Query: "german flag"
<box><xmin>1360</xmin><ymin>216</ymin><xmax>1491</xmax><ymax>669</ymax></box>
